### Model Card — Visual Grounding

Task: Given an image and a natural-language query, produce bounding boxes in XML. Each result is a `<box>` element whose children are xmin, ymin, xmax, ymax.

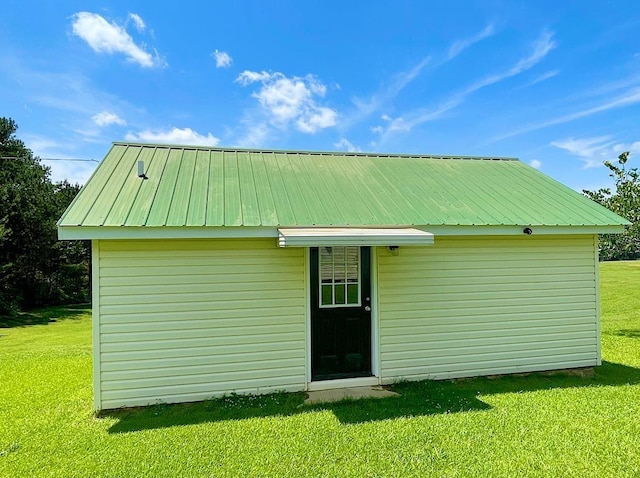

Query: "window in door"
<box><xmin>319</xmin><ymin>246</ymin><xmax>360</xmax><ymax>307</ymax></box>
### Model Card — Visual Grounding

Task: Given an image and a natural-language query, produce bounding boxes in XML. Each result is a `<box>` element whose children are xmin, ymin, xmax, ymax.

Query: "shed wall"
<box><xmin>96</xmin><ymin>238</ymin><xmax>306</xmax><ymax>409</ymax></box>
<box><xmin>377</xmin><ymin>235</ymin><xmax>599</xmax><ymax>381</ymax></box>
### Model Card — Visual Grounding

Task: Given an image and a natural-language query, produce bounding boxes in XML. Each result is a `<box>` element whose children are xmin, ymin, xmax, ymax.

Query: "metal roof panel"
<box><xmin>59</xmin><ymin>143</ymin><xmax>631</xmax><ymax>229</ymax></box>
<box><xmin>205</xmin><ymin>151</ymin><xmax>225</xmax><ymax>226</ymax></box>
<box><xmin>124</xmin><ymin>147</ymin><xmax>168</xmax><ymax>226</ymax></box>
<box><xmin>185</xmin><ymin>150</ymin><xmax>210</xmax><ymax>226</ymax></box>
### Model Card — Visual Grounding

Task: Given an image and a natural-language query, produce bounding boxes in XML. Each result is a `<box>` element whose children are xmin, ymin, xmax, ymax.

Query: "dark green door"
<box><xmin>310</xmin><ymin>246</ymin><xmax>372</xmax><ymax>380</ymax></box>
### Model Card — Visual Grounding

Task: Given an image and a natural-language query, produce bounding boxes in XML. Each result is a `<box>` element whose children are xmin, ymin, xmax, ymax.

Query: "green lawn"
<box><xmin>1</xmin><ymin>262</ymin><xmax>639</xmax><ymax>477</ymax></box>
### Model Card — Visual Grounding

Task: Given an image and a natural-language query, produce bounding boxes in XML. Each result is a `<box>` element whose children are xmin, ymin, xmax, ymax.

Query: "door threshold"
<box><xmin>307</xmin><ymin>376</ymin><xmax>380</xmax><ymax>391</ymax></box>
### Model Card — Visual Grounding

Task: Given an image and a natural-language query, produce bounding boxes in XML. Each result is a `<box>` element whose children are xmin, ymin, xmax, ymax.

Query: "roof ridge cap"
<box><xmin>111</xmin><ymin>142</ymin><xmax>519</xmax><ymax>161</ymax></box>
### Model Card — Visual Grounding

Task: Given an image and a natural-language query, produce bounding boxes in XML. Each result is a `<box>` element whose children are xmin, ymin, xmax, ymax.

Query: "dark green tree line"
<box><xmin>583</xmin><ymin>151</ymin><xmax>640</xmax><ymax>261</ymax></box>
<box><xmin>0</xmin><ymin>117</ymin><xmax>90</xmax><ymax>316</ymax></box>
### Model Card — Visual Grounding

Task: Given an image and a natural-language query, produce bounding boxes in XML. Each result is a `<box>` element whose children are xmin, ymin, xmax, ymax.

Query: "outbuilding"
<box><xmin>58</xmin><ymin>143</ymin><xmax>628</xmax><ymax>410</ymax></box>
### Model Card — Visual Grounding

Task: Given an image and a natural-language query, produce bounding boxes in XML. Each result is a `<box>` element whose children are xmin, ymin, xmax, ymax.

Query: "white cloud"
<box><xmin>549</xmin><ymin>135</ymin><xmax>640</xmax><ymax>169</ymax></box>
<box><xmin>621</xmin><ymin>142</ymin><xmax>640</xmax><ymax>154</ymax></box>
<box><xmin>383</xmin><ymin>99</ymin><xmax>460</xmax><ymax>133</ymax></box>
<box><xmin>505</xmin><ymin>31</ymin><xmax>556</xmax><ymax>76</ymax></box>
<box><xmin>378</xmin><ymin>30</ymin><xmax>557</xmax><ymax>137</ymax></box>
<box><xmin>343</xmin><ymin>25</ymin><xmax>495</xmax><ymax>132</ymax></box>
<box><xmin>530</xmin><ymin>159</ymin><xmax>542</xmax><ymax>169</ymax></box>
<box><xmin>212</xmin><ymin>49</ymin><xmax>232</xmax><ymax>68</ymax></box>
<box><xmin>447</xmin><ymin>24</ymin><xmax>495</xmax><ymax>60</ymax></box>
<box><xmin>43</xmin><ymin>160</ymin><xmax>99</xmax><ymax>185</ymax></box>
<box><xmin>128</xmin><ymin>13</ymin><xmax>145</xmax><ymax>32</ymax></box>
<box><xmin>517</xmin><ymin>70</ymin><xmax>560</xmax><ymax>89</ymax></box>
<box><xmin>334</xmin><ymin>138</ymin><xmax>361</xmax><ymax>153</ymax></box>
<box><xmin>23</xmin><ymin>134</ymin><xmax>98</xmax><ymax>184</ymax></box>
<box><xmin>235</xmin><ymin>122</ymin><xmax>269</xmax><ymax>148</ymax></box>
<box><xmin>125</xmin><ymin>127</ymin><xmax>220</xmax><ymax>146</ymax></box>
<box><xmin>578</xmin><ymin>74</ymin><xmax>640</xmax><ymax>100</ymax></box>
<box><xmin>344</xmin><ymin>25</ymin><xmax>494</xmax><ymax>132</ymax></box>
<box><xmin>297</xmin><ymin>107</ymin><xmax>337</xmax><ymax>133</ymax></box>
<box><xmin>236</xmin><ymin>71</ymin><xmax>337</xmax><ymax>133</ymax></box>
<box><xmin>493</xmin><ymin>87</ymin><xmax>640</xmax><ymax>143</ymax></box>
<box><xmin>452</xmin><ymin>30</ymin><xmax>556</xmax><ymax>101</ymax></box>
<box><xmin>7</xmin><ymin>57</ymin><xmax>147</xmax><ymax>153</ymax></box>
<box><xmin>92</xmin><ymin>111</ymin><xmax>126</xmax><ymax>127</ymax></box>
<box><xmin>15</xmin><ymin>66</ymin><xmax>138</xmax><ymax>119</ymax></box>
<box><xmin>71</xmin><ymin>12</ymin><xmax>164</xmax><ymax>68</ymax></box>
<box><xmin>24</xmin><ymin>135</ymin><xmax>67</xmax><ymax>158</ymax></box>
<box><xmin>344</xmin><ymin>57</ymin><xmax>430</xmax><ymax>129</ymax></box>
<box><xmin>552</xmin><ymin>135</ymin><xmax>614</xmax><ymax>157</ymax></box>
<box><xmin>236</xmin><ymin>70</ymin><xmax>273</xmax><ymax>85</ymax></box>
<box><xmin>72</xmin><ymin>127</ymin><xmax>101</xmax><ymax>139</ymax></box>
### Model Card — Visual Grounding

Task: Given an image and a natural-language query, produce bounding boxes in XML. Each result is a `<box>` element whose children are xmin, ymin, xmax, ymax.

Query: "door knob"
<box><xmin>364</xmin><ymin>305</ymin><xmax>371</xmax><ymax>312</ymax></box>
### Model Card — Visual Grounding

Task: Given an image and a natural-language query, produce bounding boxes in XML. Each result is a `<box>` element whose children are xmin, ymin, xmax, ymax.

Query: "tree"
<box><xmin>0</xmin><ymin>117</ymin><xmax>90</xmax><ymax>316</ymax></box>
<box><xmin>51</xmin><ymin>181</ymin><xmax>91</xmax><ymax>305</ymax></box>
<box><xmin>583</xmin><ymin>151</ymin><xmax>640</xmax><ymax>261</ymax></box>
<box><xmin>0</xmin><ymin>118</ymin><xmax>54</xmax><ymax>313</ymax></box>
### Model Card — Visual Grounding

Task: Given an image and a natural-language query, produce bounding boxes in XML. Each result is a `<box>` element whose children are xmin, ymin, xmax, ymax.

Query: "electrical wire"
<box><xmin>0</xmin><ymin>157</ymin><xmax>99</xmax><ymax>163</ymax></box>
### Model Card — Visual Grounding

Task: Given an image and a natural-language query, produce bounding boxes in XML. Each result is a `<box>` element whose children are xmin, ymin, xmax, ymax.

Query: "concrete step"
<box><xmin>305</xmin><ymin>385</ymin><xmax>399</xmax><ymax>405</ymax></box>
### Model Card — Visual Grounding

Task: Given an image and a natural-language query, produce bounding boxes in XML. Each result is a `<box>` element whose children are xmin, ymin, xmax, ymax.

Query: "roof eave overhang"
<box><xmin>58</xmin><ymin>224</ymin><xmax>628</xmax><ymax>241</ymax></box>
<box><xmin>277</xmin><ymin>228</ymin><xmax>434</xmax><ymax>247</ymax></box>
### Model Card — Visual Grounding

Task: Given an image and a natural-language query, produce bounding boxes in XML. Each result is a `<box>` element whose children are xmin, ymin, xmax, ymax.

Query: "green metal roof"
<box><xmin>58</xmin><ymin>143</ymin><xmax>630</xmax><ymax>229</ymax></box>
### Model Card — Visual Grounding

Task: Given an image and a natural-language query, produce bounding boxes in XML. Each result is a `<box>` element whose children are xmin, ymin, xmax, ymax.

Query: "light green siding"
<box><xmin>96</xmin><ymin>238</ymin><xmax>306</xmax><ymax>409</ymax></box>
<box><xmin>377</xmin><ymin>235</ymin><xmax>599</xmax><ymax>381</ymax></box>
<box><xmin>93</xmin><ymin>234</ymin><xmax>604</xmax><ymax>409</ymax></box>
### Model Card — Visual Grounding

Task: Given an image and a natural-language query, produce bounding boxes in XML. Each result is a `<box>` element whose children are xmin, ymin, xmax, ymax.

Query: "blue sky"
<box><xmin>2</xmin><ymin>1</ymin><xmax>640</xmax><ymax>190</ymax></box>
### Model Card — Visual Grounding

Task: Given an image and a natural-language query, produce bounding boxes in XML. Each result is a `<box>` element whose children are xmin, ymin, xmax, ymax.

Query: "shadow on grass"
<box><xmin>0</xmin><ymin>304</ymin><xmax>89</xmax><ymax>328</ymax></box>
<box><xmin>104</xmin><ymin>360</ymin><xmax>640</xmax><ymax>433</ymax></box>
<box><xmin>613</xmin><ymin>329</ymin><xmax>640</xmax><ymax>338</ymax></box>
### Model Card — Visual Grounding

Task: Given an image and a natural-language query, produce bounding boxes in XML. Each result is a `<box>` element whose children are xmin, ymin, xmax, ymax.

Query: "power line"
<box><xmin>42</xmin><ymin>158</ymin><xmax>99</xmax><ymax>163</ymax></box>
<box><xmin>0</xmin><ymin>156</ymin><xmax>99</xmax><ymax>163</ymax></box>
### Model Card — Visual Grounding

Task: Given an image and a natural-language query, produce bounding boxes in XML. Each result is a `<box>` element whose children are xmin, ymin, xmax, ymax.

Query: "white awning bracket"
<box><xmin>277</xmin><ymin>228</ymin><xmax>434</xmax><ymax>247</ymax></box>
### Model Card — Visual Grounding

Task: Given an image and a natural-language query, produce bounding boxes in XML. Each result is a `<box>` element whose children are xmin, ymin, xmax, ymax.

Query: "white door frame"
<box><xmin>305</xmin><ymin>246</ymin><xmax>380</xmax><ymax>390</ymax></box>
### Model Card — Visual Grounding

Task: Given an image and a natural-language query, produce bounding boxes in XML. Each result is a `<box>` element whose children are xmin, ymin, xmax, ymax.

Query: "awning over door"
<box><xmin>278</xmin><ymin>228</ymin><xmax>434</xmax><ymax>247</ymax></box>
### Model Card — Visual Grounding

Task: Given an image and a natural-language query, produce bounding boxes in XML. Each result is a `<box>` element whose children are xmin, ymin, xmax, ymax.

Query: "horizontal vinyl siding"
<box><xmin>98</xmin><ymin>239</ymin><xmax>306</xmax><ymax>409</ymax></box>
<box><xmin>378</xmin><ymin>235</ymin><xmax>599</xmax><ymax>381</ymax></box>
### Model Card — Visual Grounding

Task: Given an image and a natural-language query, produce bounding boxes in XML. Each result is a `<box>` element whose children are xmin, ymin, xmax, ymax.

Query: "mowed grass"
<box><xmin>1</xmin><ymin>263</ymin><xmax>639</xmax><ymax>477</ymax></box>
